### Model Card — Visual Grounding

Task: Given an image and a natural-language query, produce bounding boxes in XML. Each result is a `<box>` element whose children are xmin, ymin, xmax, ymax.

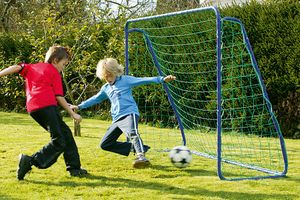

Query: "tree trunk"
<box><xmin>74</xmin><ymin>119</ymin><xmax>81</xmax><ymax>136</ymax></box>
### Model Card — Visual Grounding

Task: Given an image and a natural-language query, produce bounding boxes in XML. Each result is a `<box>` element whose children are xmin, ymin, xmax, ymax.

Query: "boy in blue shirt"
<box><xmin>71</xmin><ymin>58</ymin><xmax>176</xmax><ymax>168</ymax></box>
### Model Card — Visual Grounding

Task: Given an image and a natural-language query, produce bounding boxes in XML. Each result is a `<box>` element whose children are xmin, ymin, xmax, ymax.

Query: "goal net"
<box><xmin>124</xmin><ymin>6</ymin><xmax>288</xmax><ymax>180</ymax></box>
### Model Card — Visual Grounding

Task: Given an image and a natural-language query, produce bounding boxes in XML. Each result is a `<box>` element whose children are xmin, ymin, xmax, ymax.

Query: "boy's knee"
<box><xmin>100</xmin><ymin>141</ymin><xmax>109</xmax><ymax>150</ymax></box>
<box><xmin>129</xmin><ymin>131</ymin><xmax>137</xmax><ymax>137</ymax></box>
<box><xmin>53</xmin><ymin>137</ymin><xmax>66</xmax><ymax>151</ymax></box>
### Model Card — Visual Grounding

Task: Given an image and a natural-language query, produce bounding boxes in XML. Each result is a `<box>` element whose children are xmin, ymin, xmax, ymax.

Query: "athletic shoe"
<box><xmin>69</xmin><ymin>168</ymin><xmax>88</xmax><ymax>177</ymax></box>
<box><xmin>131</xmin><ymin>145</ymin><xmax>151</xmax><ymax>155</ymax></box>
<box><xmin>17</xmin><ymin>154</ymin><xmax>32</xmax><ymax>180</ymax></box>
<box><xmin>133</xmin><ymin>154</ymin><xmax>151</xmax><ymax>168</ymax></box>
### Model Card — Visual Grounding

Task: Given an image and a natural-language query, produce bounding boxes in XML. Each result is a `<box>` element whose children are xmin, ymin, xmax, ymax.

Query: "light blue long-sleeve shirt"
<box><xmin>78</xmin><ymin>75</ymin><xmax>164</xmax><ymax>122</ymax></box>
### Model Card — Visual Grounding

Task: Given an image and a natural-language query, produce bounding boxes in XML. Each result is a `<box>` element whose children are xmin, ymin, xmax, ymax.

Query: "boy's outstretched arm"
<box><xmin>56</xmin><ymin>96</ymin><xmax>82</xmax><ymax>123</ymax></box>
<box><xmin>164</xmin><ymin>75</ymin><xmax>176</xmax><ymax>83</ymax></box>
<box><xmin>0</xmin><ymin>65</ymin><xmax>22</xmax><ymax>77</ymax></box>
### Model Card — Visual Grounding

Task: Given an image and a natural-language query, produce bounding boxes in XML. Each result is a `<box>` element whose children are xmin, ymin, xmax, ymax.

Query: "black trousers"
<box><xmin>29</xmin><ymin>106</ymin><xmax>81</xmax><ymax>170</ymax></box>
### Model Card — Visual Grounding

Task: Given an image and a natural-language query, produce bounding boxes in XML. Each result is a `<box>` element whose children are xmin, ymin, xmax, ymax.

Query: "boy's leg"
<box><xmin>118</xmin><ymin>114</ymin><xmax>145</xmax><ymax>154</ymax></box>
<box><xmin>118</xmin><ymin>114</ymin><xmax>150</xmax><ymax>168</ymax></box>
<box><xmin>100</xmin><ymin>122</ymin><xmax>132</xmax><ymax>156</ymax></box>
<box><xmin>29</xmin><ymin>107</ymin><xmax>86</xmax><ymax>177</ymax></box>
<box><xmin>29</xmin><ymin>106</ymin><xmax>66</xmax><ymax>169</ymax></box>
<box><xmin>58</xmin><ymin>115</ymin><xmax>83</xmax><ymax>172</ymax></box>
<box><xmin>18</xmin><ymin>106</ymin><xmax>65</xmax><ymax>180</ymax></box>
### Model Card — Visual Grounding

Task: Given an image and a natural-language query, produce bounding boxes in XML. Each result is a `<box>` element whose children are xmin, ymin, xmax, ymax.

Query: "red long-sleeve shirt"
<box><xmin>19</xmin><ymin>63</ymin><xmax>63</xmax><ymax>112</ymax></box>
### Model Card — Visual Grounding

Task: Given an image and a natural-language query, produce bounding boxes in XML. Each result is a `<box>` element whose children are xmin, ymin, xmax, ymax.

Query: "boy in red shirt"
<box><xmin>0</xmin><ymin>45</ymin><xmax>87</xmax><ymax>180</ymax></box>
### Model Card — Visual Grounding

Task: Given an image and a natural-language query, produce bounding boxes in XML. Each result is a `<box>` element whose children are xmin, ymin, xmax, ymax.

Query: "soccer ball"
<box><xmin>169</xmin><ymin>146</ymin><xmax>192</xmax><ymax>168</ymax></box>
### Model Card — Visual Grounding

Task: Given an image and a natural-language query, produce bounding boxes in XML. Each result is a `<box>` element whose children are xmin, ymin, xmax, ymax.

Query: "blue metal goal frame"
<box><xmin>124</xmin><ymin>6</ymin><xmax>288</xmax><ymax>180</ymax></box>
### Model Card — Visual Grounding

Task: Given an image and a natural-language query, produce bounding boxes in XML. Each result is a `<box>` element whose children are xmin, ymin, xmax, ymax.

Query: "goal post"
<box><xmin>124</xmin><ymin>6</ymin><xmax>288</xmax><ymax>180</ymax></box>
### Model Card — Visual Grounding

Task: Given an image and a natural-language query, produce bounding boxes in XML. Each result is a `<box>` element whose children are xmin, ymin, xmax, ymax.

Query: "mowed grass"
<box><xmin>0</xmin><ymin>111</ymin><xmax>299</xmax><ymax>200</ymax></box>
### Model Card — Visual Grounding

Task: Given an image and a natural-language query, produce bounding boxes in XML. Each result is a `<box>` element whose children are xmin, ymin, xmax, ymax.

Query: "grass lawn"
<box><xmin>0</xmin><ymin>111</ymin><xmax>299</xmax><ymax>200</ymax></box>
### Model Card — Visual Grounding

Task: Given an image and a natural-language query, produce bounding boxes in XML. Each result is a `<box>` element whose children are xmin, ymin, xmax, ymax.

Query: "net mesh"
<box><xmin>125</xmin><ymin>7</ymin><xmax>287</xmax><ymax>180</ymax></box>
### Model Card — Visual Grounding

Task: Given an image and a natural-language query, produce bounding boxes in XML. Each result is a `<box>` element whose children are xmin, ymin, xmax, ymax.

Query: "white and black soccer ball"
<box><xmin>169</xmin><ymin>146</ymin><xmax>192</xmax><ymax>168</ymax></box>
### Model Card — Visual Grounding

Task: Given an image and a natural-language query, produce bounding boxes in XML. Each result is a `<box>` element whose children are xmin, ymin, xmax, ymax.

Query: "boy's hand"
<box><xmin>72</xmin><ymin>113</ymin><xmax>82</xmax><ymax>123</ymax></box>
<box><xmin>69</xmin><ymin>104</ymin><xmax>79</xmax><ymax>110</ymax></box>
<box><xmin>68</xmin><ymin>104</ymin><xmax>81</xmax><ymax>122</ymax></box>
<box><xmin>164</xmin><ymin>75</ymin><xmax>176</xmax><ymax>83</ymax></box>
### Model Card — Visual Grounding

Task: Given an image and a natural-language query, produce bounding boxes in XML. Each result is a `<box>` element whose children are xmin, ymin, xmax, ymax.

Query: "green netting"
<box><xmin>219</xmin><ymin>18</ymin><xmax>286</xmax><ymax>179</ymax></box>
<box><xmin>125</xmin><ymin>7</ymin><xmax>287</xmax><ymax>180</ymax></box>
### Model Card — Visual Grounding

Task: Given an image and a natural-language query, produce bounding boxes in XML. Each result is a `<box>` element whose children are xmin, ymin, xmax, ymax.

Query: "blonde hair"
<box><xmin>96</xmin><ymin>58</ymin><xmax>124</xmax><ymax>80</ymax></box>
<box><xmin>45</xmin><ymin>45</ymin><xmax>71</xmax><ymax>63</ymax></box>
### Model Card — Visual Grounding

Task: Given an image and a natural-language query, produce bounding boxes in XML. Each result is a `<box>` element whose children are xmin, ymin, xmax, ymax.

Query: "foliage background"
<box><xmin>221</xmin><ymin>0</ymin><xmax>300</xmax><ymax>138</ymax></box>
<box><xmin>0</xmin><ymin>0</ymin><xmax>299</xmax><ymax>138</ymax></box>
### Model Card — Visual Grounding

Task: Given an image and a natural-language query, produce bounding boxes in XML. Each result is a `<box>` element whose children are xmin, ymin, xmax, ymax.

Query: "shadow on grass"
<box><xmin>150</xmin><ymin>163</ymin><xmax>247</xmax><ymax>179</ymax></box>
<box><xmin>0</xmin><ymin>113</ymin><xmax>33</xmax><ymax>126</ymax></box>
<box><xmin>26</xmin><ymin>174</ymin><xmax>296</xmax><ymax>200</ymax></box>
<box><xmin>0</xmin><ymin>194</ymin><xmax>21</xmax><ymax>200</ymax></box>
<box><xmin>149</xmin><ymin>164</ymin><xmax>217</xmax><ymax>177</ymax></box>
<box><xmin>275</xmin><ymin>175</ymin><xmax>300</xmax><ymax>183</ymax></box>
<box><xmin>79</xmin><ymin>134</ymin><xmax>100</xmax><ymax>139</ymax></box>
<box><xmin>151</xmin><ymin>163</ymin><xmax>292</xmax><ymax>181</ymax></box>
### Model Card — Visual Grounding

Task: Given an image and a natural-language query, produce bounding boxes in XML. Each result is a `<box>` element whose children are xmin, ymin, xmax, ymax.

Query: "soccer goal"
<box><xmin>124</xmin><ymin>6</ymin><xmax>288</xmax><ymax>180</ymax></box>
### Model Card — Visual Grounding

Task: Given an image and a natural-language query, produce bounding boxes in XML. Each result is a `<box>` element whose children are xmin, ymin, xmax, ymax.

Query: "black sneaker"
<box><xmin>133</xmin><ymin>154</ymin><xmax>151</xmax><ymax>168</ymax></box>
<box><xmin>17</xmin><ymin>154</ymin><xmax>32</xmax><ymax>180</ymax></box>
<box><xmin>131</xmin><ymin>145</ymin><xmax>151</xmax><ymax>155</ymax></box>
<box><xmin>69</xmin><ymin>168</ymin><xmax>88</xmax><ymax>177</ymax></box>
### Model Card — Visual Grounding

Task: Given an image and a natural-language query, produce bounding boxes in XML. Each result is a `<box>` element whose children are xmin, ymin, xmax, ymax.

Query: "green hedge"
<box><xmin>221</xmin><ymin>0</ymin><xmax>300</xmax><ymax>138</ymax></box>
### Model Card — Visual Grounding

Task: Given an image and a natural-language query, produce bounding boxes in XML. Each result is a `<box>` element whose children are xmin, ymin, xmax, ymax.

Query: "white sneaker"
<box><xmin>133</xmin><ymin>155</ymin><xmax>150</xmax><ymax>168</ymax></box>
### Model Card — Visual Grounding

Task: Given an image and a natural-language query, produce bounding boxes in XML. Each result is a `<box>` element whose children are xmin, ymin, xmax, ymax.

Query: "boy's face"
<box><xmin>104</xmin><ymin>71</ymin><xmax>116</xmax><ymax>85</ymax></box>
<box><xmin>53</xmin><ymin>58</ymin><xmax>69</xmax><ymax>72</ymax></box>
